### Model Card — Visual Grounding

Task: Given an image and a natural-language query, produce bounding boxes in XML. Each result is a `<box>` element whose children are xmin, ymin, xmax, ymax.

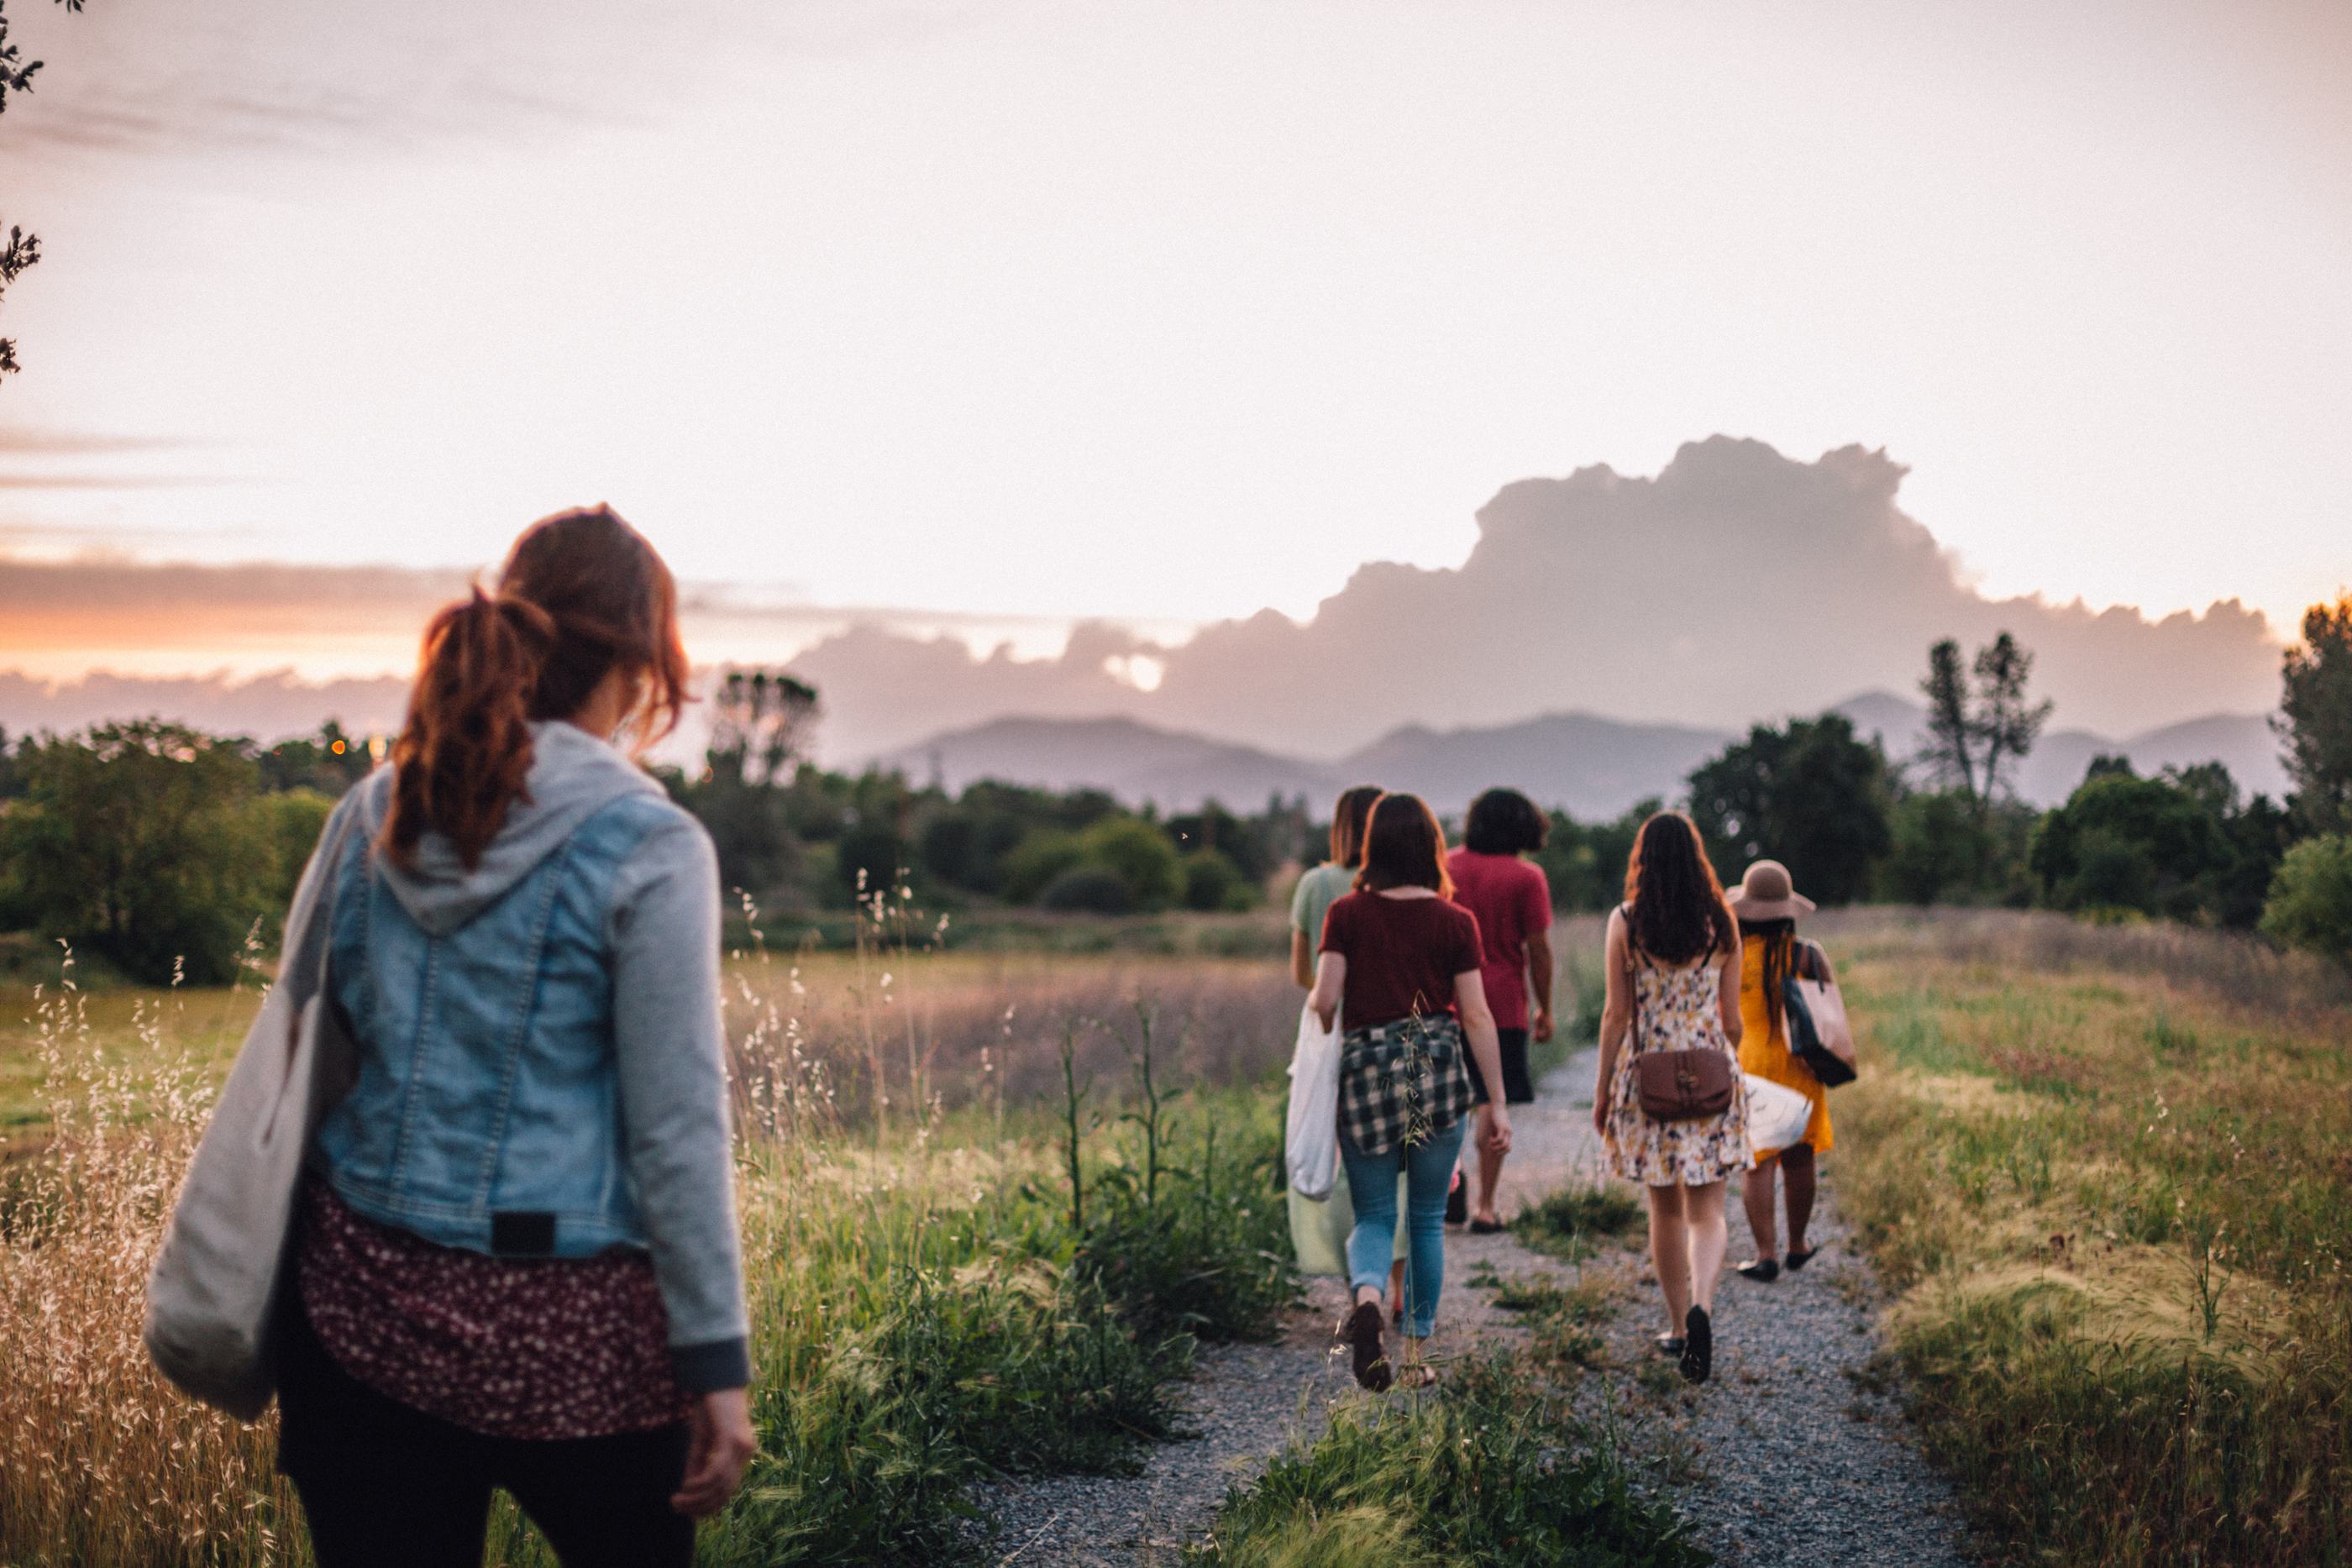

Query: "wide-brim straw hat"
<box><xmin>1727</xmin><ymin>859</ymin><xmax>1816</xmax><ymax>921</ymax></box>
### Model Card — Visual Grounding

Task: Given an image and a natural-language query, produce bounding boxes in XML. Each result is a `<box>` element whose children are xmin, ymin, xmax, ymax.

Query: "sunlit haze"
<box><xmin>2</xmin><ymin>0</ymin><xmax>2347</xmax><ymax>737</ymax></box>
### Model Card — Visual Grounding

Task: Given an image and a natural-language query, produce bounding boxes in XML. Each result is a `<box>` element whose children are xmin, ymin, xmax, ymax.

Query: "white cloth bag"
<box><xmin>1284</xmin><ymin>1001</ymin><xmax>1341</xmax><ymax>1201</ymax></box>
<box><xmin>1743</xmin><ymin>1072</ymin><xmax>1815</xmax><ymax>1165</ymax></box>
<box><xmin>144</xmin><ymin>805</ymin><xmax>360</xmax><ymax>1420</ymax></box>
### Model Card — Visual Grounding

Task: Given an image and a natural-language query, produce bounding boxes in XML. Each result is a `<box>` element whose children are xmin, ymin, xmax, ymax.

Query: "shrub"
<box><xmin>1040</xmin><ymin>866</ymin><xmax>1134</xmax><ymax>914</ymax></box>
<box><xmin>1511</xmin><ymin>1182</ymin><xmax>1644</xmax><ymax>1260</ymax></box>
<box><xmin>1076</xmin><ymin>816</ymin><xmax>1184</xmax><ymax>911</ymax></box>
<box><xmin>2261</xmin><ymin>834</ymin><xmax>2352</xmax><ymax>963</ymax></box>
<box><xmin>1181</xmin><ymin>847</ymin><xmax>1257</xmax><ymax>912</ymax></box>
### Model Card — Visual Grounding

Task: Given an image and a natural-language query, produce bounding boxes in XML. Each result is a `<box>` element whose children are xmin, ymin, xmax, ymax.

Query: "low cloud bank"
<box><xmin>794</xmin><ymin>438</ymin><xmax>2281</xmax><ymax>761</ymax></box>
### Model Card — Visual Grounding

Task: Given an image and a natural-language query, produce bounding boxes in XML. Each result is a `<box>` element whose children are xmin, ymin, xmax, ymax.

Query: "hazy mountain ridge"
<box><xmin>884</xmin><ymin>698</ymin><xmax>2288</xmax><ymax>818</ymax></box>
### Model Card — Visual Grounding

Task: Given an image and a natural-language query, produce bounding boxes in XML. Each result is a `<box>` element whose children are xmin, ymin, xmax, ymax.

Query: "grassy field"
<box><xmin>1816</xmin><ymin>908</ymin><xmax>2352</xmax><ymax>1566</ymax></box>
<box><xmin>0</xmin><ymin>924</ymin><xmax>1329</xmax><ymax>1566</ymax></box>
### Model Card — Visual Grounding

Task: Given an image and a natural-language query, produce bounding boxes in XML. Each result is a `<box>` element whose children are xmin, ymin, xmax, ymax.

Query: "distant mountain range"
<box><xmin>881</xmin><ymin>695</ymin><xmax>2288</xmax><ymax>819</ymax></box>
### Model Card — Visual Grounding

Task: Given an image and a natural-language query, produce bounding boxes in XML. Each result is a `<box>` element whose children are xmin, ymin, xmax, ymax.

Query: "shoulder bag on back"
<box><xmin>1782</xmin><ymin>939</ymin><xmax>1857</xmax><ymax>1088</ymax></box>
<box><xmin>1626</xmin><ymin>907</ymin><xmax>1738</xmax><ymax>1122</ymax></box>
<box><xmin>143</xmin><ymin>799</ymin><xmax>365</xmax><ymax>1419</ymax></box>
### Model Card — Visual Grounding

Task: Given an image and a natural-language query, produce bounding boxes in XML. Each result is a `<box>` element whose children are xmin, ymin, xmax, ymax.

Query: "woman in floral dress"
<box><xmin>1591</xmin><ymin>811</ymin><xmax>1746</xmax><ymax>1383</ymax></box>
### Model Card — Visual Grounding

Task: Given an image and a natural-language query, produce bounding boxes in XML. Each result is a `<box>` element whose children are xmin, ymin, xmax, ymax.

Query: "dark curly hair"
<box><xmin>1463</xmin><ymin>787</ymin><xmax>1547</xmax><ymax>856</ymax></box>
<box><xmin>1623</xmin><ymin>811</ymin><xmax>1734</xmax><ymax>965</ymax></box>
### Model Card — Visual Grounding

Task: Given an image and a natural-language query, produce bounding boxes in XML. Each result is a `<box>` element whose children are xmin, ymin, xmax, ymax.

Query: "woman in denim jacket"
<box><xmin>274</xmin><ymin>507</ymin><xmax>756</xmax><ymax>1565</ymax></box>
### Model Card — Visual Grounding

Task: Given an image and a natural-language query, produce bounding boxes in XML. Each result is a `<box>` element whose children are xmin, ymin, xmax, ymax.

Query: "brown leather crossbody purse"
<box><xmin>1625</xmin><ymin>911</ymin><xmax>1737</xmax><ymax>1122</ymax></box>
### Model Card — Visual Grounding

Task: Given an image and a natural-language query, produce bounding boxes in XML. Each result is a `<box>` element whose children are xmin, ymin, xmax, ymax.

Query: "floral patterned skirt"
<box><xmin>1604</xmin><ymin>1042</ymin><xmax>1748</xmax><ymax>1188</ymax></box>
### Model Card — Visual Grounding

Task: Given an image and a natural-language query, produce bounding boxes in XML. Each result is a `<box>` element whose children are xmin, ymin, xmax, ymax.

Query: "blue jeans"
<box><xmin>1341</xmin><ymin>1116</ymin><xmax>1468</xmax><ymax>1338</ymax></box>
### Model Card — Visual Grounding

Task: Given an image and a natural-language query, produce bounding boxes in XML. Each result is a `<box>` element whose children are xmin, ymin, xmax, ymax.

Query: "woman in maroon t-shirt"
<box><xmin>1308</xmin><ymin>794</ymin><xmax>1512</xmax><ymax>1390</ymax></box>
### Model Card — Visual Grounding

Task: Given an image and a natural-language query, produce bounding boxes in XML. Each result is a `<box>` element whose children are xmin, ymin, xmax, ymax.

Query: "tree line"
<box><xmin>3</xmin><ymin>596</ymin><xmax>2349</xmax><ymax>984</ymax></box>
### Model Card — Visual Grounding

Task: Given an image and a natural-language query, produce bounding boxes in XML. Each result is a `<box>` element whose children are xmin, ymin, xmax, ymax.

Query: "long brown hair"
<box><xmin>1622</xmin><ymin>810</ymin><xmax>1734</xmax><ymax>965</ymax></box>
<box><xmin>1740</xmin><ymin>916</ymin><xmax>1798</xmax><ymax>1033</ymax></box>
<box><xmin>1328</xmin><ymin>784</ymin><xmax>1384</xmax><ymax>869</ymax></box>
<box><xmin>1354</xmin><ymin>793</ymin><xmax>1454</xmax><ymax>899</ymax></box>
<box><xmin>383</xmin><ymin>506</ymin><xmax>690</xmax><ymax>871</ymax></box>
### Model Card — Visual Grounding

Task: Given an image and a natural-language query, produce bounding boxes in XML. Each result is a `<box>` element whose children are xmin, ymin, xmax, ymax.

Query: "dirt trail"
<box><xmin>969</xmin><ymin>1050</ymin><xmax>1971</xmax><ymax>1566</ymax></box>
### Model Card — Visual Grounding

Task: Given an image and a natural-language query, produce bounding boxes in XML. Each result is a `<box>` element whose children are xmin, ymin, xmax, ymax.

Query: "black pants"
<box><xmin>275</xmin><ymin>1298</ymin><xmax>696</xmax><ymax>1568</ymax></box>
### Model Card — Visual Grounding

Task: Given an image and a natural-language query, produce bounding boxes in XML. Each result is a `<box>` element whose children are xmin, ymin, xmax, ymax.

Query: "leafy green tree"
<box><xmin>1531</xmin><ymin>798</ymin><xmax>1657</xmax><ymax>912</ymax></box>
<box><xmin>255</xmin><ymin>720</ymin><xmax>380</xmax><ymax>796</ymax></box>
<box><xmin>1919</xmin><ymin>639</ymin><xmax>1977</xmax><ymax>800</ymax></box>
<box><xmin>2276</xmin><ymin>591</ymin><xmax>2352</xmax><ymax>836</ymax></box>
<box><xmin>1878</xmin><ymin>791</ymin><xmax>2018</xmax><ymax>905</ymax></box>
<box><xmin>2025</xmin><ymin>761</ymin><xmax>2281</xmax><ymax>924</ymax></box>
<box><xmin>1163</xmin><ymin>800</ymin><xmax>1272</xmax><ymax>887</ymax></box>
<box><xmin>1686</xmin><ymin>714</ymin><xmax>1892</xmax><ymax>904</ymax></box>
<box><xmin>1074</xmin><ymin>816</ymin><xmax>1184</xmax><ymax>911</ymax></box>
<box><xmin>0</xmin><ymin>720</ymin><xmax>272</xmax><ymax>982</ymax></box>
<box><xmin>2261</xmin><ymin>835</ymin><xmax>2352</xmax><ymax>964</ymax></box>
<box><xmin>706</xmin><ymin>669</ymin><xmax>819</xmax><ymax>788</ymax></box>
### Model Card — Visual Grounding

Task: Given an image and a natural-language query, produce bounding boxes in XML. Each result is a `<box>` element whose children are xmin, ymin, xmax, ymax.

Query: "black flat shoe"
<box><xmin>1467</xmin><ymin>1218</ymin><xmax>1506</xmax><ymax>1235</ymax></box>
<box><xmin>1347</xmin><ymin>1302</ymin><xmax>1393</xmax><ymax>1392</ymax></box>
<box><xmin>1445</xmin><ymin>1176</ymin><xmax>1468</xmax><ymax>1226</ymax></box>
<box><xmin>1784</xmin><ymin>1246</ymin><xmax>1819</xmax><ymax>1272</ymax></box>
<box><xmin>1680</xmin><ymin>1305</ymin><xmax>1712</xmax><ymax>1384</ymax></box>
<box><xmin>1651</xmin><ymin>1333</ymin><xmax>1684</xmax><ymax>1357</ymax></box>
<box><xmin>1735</xmin><ymin>1257</ymin><xmax>1780</xmax><ymax>1282</ymax></box>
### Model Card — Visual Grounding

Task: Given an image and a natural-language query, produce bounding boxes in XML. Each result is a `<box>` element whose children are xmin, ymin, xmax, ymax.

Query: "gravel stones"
<box><xmin>962</xmin><ymin>1046</ymin><xmax>1975</xmax><ymax>1565</ymax></box>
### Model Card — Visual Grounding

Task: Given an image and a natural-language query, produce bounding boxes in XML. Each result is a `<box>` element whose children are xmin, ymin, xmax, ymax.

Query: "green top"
<box><xmin>1289</xmin><ymin>861</ymin><xmax>1357</xmax><ymax>949</ymax></box>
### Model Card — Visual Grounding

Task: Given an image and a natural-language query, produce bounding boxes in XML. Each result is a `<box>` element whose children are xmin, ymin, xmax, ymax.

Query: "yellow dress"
<box><xmin>1737</xmin><ymin>936</ymin><xmax>1833</xmax><ymax>1156</ymax></box>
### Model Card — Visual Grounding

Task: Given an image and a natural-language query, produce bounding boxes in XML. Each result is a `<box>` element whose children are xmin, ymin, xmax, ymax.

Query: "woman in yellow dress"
<box><xmin>1725</xmin><ymin>860</ymin><xmax>1831</xmax><ymax>1282</ymax></box>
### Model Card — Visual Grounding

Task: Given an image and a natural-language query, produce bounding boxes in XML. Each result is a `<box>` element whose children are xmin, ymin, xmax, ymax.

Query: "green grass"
<box><xmin>1509</xmin><ymin>1183</ymin><xmax>1645</xmax><ymax>1262</ymax></box>
<box><xmin>1189</xmin><ymin>1350</ymin><xmax>1706</xmax><ymax>1568</ymax></box>
<box><xmin>1827</xmin><ymin>911</ymin><xmax>2352</xmax><ymax>1566</ymax></box>
<box><xmin>2</xmin><ymin>956</ymin><xmax>1302</xmax><ymax>1568</ymax></box>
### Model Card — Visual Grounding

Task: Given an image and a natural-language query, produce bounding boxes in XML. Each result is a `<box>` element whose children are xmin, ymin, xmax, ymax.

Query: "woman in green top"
<box><xmin>1292</xmin><ymin>785</ymin><xmax>1385</xmax><ymax>984</ymax></box>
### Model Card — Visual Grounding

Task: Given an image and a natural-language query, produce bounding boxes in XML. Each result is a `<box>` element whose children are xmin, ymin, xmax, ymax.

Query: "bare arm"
<box><xmin>1455</xmin><ymin>969</ymin><xmax>1512</xmax><ymax>1154</ymax></box>
<box><xmin>1593</xmin><ymin>908</ymin><xmax>1631</xmax><ymax>1135</ymax></box>
<box><xmin>1290</xmin><ymin>929</ymin><xmax>1315</xmax><ymax>989</ymax></box>
<box><xmin>1717</xmin><ymin>936</ymin><xmax>1744</xmax><ymax>1049</ymax></box>
<box><xmin>1525</xmin><ymin>926</ymin><xmax>1555</xmax><ymax>1043</ymax></box>
<box><xmin>1307</xmin><ymin>952</ymin><xmax>1346</xmax><ymax>1032</ymax></box>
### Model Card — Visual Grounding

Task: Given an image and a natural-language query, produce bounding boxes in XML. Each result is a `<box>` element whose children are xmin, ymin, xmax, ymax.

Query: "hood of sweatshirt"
<box><xmin>363</xmin><ymin>721</ymin><xmax>665</xmax><ymax>937</ymax></box>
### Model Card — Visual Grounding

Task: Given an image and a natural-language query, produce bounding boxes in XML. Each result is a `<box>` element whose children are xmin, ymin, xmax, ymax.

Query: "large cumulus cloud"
<box><xmin>794</xmin><ymin>437</ymin><xmax>2281</xmax><ymax>760</ymax></box>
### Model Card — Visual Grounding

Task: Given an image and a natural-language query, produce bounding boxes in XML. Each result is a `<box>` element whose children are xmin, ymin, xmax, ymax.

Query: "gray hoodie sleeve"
<box><xmin>606</xmin><ymin>813</ymin><xmax>752</xmax><ymax>1392</ymax></box>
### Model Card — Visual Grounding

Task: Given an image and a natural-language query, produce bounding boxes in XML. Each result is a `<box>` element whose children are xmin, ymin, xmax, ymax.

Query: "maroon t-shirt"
<box><xmin>1320</xmin><ymin>889</ymin><xmax>1483</xmax><ymax>1029</ymax></box>
<box><xmin>1445</xmin><ymin>848</ymin><xmax>1553</xmax><ymax>1031</ymax></box>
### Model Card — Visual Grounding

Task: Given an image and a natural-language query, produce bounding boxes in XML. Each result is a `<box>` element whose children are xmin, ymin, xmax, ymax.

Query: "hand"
<box><xmin>1312</xmin><ymin>998</ymin><xmax>1337</xmax><ymax>1033</ymax></box>
<box><xmin>1532</xmin><ymin>1009</ymin><xmax>1555</xmax><ymax>1045</ymax></box>
<box><xmin>670</xmin><ymin>1387</ymin><xmax>758</xmax><ymax>1518</ymax></box>
<box><xmin>1483</xmin><ymin>1107</ymin><xmax>1513</xmax><ymax>1155</ymax></box>
<box><xmin>1591</xmin><ymin>1093</ymin><xmax>1609</xmax><ymax>1137</ymax></box>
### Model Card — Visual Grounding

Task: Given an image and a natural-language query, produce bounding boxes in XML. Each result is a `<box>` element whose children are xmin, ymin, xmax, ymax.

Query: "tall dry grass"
<box><xmin>1824</xmin><ymin>908</ymin><xmax>2352</xmax><ymax>1565</ymax></box>
<box><xmin>0</xmin><ymin>920</ymin><xmax>1304</xmax><ymax>1567</ymax></box>
<box><xmin>1</xmin><ymin>962</ymin><xmax>308</xmax><ymax>1565</ymax></box>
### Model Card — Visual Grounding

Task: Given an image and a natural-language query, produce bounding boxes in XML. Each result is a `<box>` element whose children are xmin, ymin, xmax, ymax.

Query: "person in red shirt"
<box><xmin>1308</xmin><ymin>794</ymin><xmax>1512</xmax><ymax>1391</ymax></box>
<box><xmin>1445</xmin><ymin>789</ymin><xmax>1556</xmax><ymax>1231</ymax></box>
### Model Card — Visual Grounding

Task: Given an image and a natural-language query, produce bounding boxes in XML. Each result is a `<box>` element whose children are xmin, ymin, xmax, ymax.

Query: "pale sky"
<box><xmin>3</xmin><ymin>0</ymin><xmax>2348</xmax><ymax>653</ymax></box>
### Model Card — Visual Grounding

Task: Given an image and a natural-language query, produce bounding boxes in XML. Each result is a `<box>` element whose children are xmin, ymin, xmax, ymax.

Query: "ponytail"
<box><xmin>382</xmin><ymin>590</ymin><xmax>556</xmax><ymax>872</ymax></box>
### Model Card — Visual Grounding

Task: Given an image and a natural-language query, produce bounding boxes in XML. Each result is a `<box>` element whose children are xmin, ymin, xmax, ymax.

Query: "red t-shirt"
<box><xmin>1445</xmin><ymin>848</ymin><xmax>1554</xmax><ymax>1031</ymax></box>
<box><xmin>1320</xmin><ymin>890</ymin><xmax>1483</xmax><ymax>1030</ymax></box>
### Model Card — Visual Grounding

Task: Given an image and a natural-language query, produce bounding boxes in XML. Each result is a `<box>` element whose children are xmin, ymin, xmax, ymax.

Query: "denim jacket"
<box><xmin>308</xmin><ymin>723</ymin><xmax>748</xmax><ymax>1391</ymax></box>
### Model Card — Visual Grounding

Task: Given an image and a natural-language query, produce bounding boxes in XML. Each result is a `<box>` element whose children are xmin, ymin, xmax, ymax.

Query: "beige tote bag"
<box><xmin>144</xmin><ymin>803</ymin><xmax>361</xmax><ymax>1420</ymax></box>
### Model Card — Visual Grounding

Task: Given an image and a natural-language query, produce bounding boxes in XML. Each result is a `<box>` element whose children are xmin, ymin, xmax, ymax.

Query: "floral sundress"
<box><xmin>1605</xmin><ymin>952</ymin><xmax>1749</xmax><ymax>1187</ymax></box>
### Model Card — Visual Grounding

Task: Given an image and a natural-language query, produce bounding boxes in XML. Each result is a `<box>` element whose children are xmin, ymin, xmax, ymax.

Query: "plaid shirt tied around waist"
<box><xmin>1338</xmin><ymin>1014</ymin><xmax>1477</xmax><ymax>1159</ymax></box>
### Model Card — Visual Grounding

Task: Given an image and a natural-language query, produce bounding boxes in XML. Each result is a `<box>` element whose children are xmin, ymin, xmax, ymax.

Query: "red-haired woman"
<box><xmin>1592</xmin><ymin>811</ymin><xmax>1746</xmax><ymax>1384</ymax></box>
<box><xmin>273</xmin><ymin>507</ymin><xmax>756</xmax><ymax>1565</ymax></box>
<box><xmin>1308</xmin><ymin>794</ymin><xmax>1513</xmax><ymax>1391</ymax></box>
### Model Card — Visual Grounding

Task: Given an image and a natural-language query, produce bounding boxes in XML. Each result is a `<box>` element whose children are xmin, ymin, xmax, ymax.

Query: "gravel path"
<box><xmin>966</xmin><ymin>1049</ymin><xmax>1975</xmax><ymax>1565</ymax></box>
